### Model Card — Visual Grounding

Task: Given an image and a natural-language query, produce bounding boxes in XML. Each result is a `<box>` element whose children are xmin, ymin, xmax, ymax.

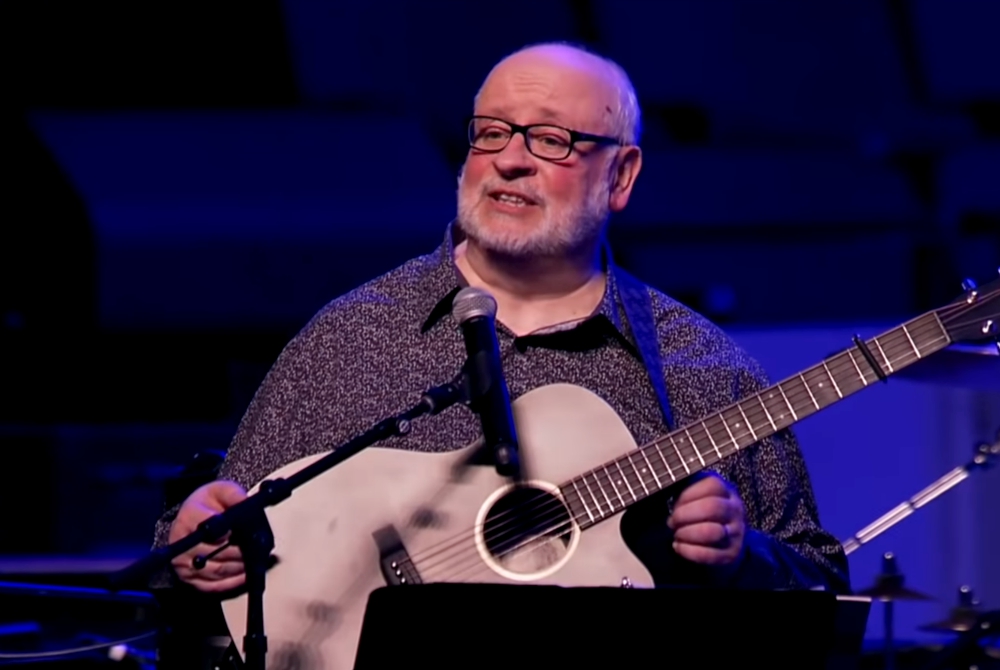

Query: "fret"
<box><xmin>820</xmin><ymin>361</ymin><xmax>843</xmax><ymax>399</ymax></box>
<box><xmin>701</xmin><ymin>421</ymin><xmax>723</xmax><ymax>459</ymax></box>
<box><xmin>570</xmin><ymin>480</ymin><xmax>595</xmax><ymax>524</ymax></box>
<box><xmin>614</xmin><ymin>460</ymin><xmax>637</xmax><ymax>503</ymax></box>
<box><xmin>834</xmin><ymin>352</ymin><xmax>867</xmax><ymax>395</ymax></box>
<box><xmin>596</xmin><ymin>471</ymin><xmax>617</xmax><ymax>514</ymax></box>
<box><xmin>668</xmin><ymin>437</ymin><xmax>691</xmax><ymax>474</ymax></box>
<box><xmin>804</xmin><ymin>367</ymin><xmax>837</xmax><ymax>406</ymax></box>
<box><xmin>761</xmin><ymin>389</ymin><xmax>793</xmax><ymax>430</ymax></box>
<box><xmin>683</xmin><ymin>427</ymin><xmax>706</xmax><ymax>466</ymax></box>
<box><xmin>901</xmin><ymin>324</ymin><xmax>920</xmax><ymax>359</ymax></box>
<box><xmin>639</xmin><ymin>448</ymin><xmax>663</xmax><ymax>489</ymax></box>
<box><xmin>799</xmin><ymin>372</ymin><xmax>820</xmax><ymax>410</ymax></box>
<box><xmin>846</xmin><ymin>349</ymin><xmax>869</xmax><ymax>388</ymax></box>
<box><xmin>603</xmin><ymin>465</ymin><xmax>625</xmax><ymax>509</ymax></box>
<box><xmin>736</xmin><ymin>403</ymin><xmax>759</xmax><ymax>442</ymax></box>
<box><xmin>882</xmin><ymin>333</ymin><xmax>911</xmax><ymax>371</ymax></box>
<box><xmin>872</xmin><ymin>336</ymin><xmax>894</xmax><ymax>372</ymax></box>
<box><xmin>776</xmin><ymin>382</ymin><xmax>798</xmax><ymax>422</ymax></box>
<box><xmin>705</xmin><ymin>416</ymin><xmax>735</xmax><ymax>455</ymax></box>
<box><xmin>653</xmin><ymin>443</ymin><xmax>677</xmax><ymax>480</ymax></box>
<box><xmin>918</xmin><ymin>314</ymin><xmax>949</xmax><ymax>353</ymax></box>
<box><xmin>581</xmin><ymin>473</ymin><xmax>605</xmax><ymax>518</ymax></box>
<box><xmin>628</xmin><ymin>453</ymin><xmax>651</xmax><ymax>495</ymax></box>
<box><xmin>756</xmin><ymin>394</ymin><xmax>778</xmax><ymax>432</ymax></box>
<box><xmin>718</xmin><ymin>410</ymin><xmax>741</xmax><ymax>449</ymax></box>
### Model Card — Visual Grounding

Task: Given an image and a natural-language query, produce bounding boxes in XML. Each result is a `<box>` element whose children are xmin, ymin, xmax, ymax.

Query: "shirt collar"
<box><xmin>418</xmin><ymin>221</ymin><xmax>633</xmax><ymax>346</ymax></box>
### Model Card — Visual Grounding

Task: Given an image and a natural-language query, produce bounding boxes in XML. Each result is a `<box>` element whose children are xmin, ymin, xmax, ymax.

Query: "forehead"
<box><xmin>474</xmin><ymin>51</ymin><xmax>617</xmax><ymax>132</ymax></box>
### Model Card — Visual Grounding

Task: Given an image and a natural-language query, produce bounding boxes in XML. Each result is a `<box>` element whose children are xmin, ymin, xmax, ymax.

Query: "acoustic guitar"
<box><xmin>221</xmin><ymin>276</ymin><xmax>999</xmax><ymax>669</ymax></box>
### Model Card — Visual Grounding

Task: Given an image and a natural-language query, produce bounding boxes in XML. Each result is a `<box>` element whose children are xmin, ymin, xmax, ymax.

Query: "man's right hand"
<box><xmin>168</xmin><ymin>480</ymin><xmax>248</xmax><ymax>593</ymax></box>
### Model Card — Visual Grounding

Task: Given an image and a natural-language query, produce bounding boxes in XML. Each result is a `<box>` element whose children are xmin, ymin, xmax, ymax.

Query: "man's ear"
<box><xmin>609</xmin><ymin>145</ymin><xmax>642</xmax><ymax>213</ymax></box>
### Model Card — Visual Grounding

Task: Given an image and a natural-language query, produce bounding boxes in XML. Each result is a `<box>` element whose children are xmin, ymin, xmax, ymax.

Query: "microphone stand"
<box><xmin>107</xmin><ymin>378</ymin><xmax>467</xmax><ymax>670</ymax></box>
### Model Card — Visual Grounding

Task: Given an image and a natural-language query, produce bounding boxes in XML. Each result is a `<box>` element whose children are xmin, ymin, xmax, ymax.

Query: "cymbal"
<box><xmin>921</xmin><ymin>585</ymin><xmax>987</xmax><ymax>633</ymax></box>
<box><xmin>857</xmin><ymin>552</ymin><xmax>936</xmax><ymax>601</ymax></box>
<box><xmin>897</xmin><ymin>341</ymin><xmax>1000</xmax><ymax>390</ymax></box>
<box><xmin>857</xmin><ymin>582</ymin><xmax>935</xmax><ymax>601</ymax></box>
<box><xmin>919</xmin><ymin>611</ymin><xmax>980</xmax><ymax>633</ymax></box>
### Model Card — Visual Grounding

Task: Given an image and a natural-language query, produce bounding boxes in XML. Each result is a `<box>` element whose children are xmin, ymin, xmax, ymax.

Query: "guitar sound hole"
<box><xmin>482</xmin><ymin>485</ymin><xmax>573</xmax><ymax>577</ymax></box>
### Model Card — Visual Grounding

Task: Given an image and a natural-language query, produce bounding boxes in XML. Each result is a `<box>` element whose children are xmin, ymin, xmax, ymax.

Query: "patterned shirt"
<box><xmin>153</xmin><ymin>224</ymin><xmax>849</xmax><ymax>592</ymax></box>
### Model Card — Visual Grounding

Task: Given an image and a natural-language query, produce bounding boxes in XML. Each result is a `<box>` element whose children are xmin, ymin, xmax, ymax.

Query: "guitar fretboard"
<box><xmin>559</xmin><ymin>311</ymin><xmax>950</xmax><ymax>528</ymax></box>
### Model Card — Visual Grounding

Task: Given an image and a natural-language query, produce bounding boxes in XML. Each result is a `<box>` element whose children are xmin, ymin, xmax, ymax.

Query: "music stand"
<box><xmin>354</xmin><ymin>584</ymin><xmax>870</xmax><ymax>670</ymax></box>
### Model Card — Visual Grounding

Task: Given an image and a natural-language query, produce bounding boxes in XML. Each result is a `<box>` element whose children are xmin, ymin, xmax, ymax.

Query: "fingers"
<box><xmin>671</xmin><ymin>520</ymin><xmax>729</xmax><ymax>547</ymax></box>
<box><xmin>667</xmin><ymin>495</ymin><xmax>740</xmax><ymax>530</ymax></box>
<box><xmin>173</xmin><ymin>542</ymin><xmax>244</xmax><ymax>566</ymax></box>
<box><xmin>195</xmin><ymin>543</ymin><xmax>243</xmax><ymax>563</ymax></box>
<box><xmin>174</xmin><ymin>555</ymin><xmax>246</xmax><ymax>581</ymax></box>
<box><xmin>167</xmin><ymin>480</ymin><xmax>249</xmax><ymax>592</ymax></box>
<box><xmin>208</xmin><ymin>481</ymin><xmax>248</xmax><ymax>510</ymax></box>
<box><xmin>672</xmin><ymin>474</ymin><xmax>731</xmax><ymax>506</ymax></box>
<box><xmin>673</xmin><ymin>521</ymin><xmax>743</xmax><ymax>565</ymax></box>
<box><xmin>169</xmin><ymin>481</ymin><xmax>248</xmax><ymax>540</ymax></box>
<box><xmin>183</xmin><ymin>575</ymin><xmax>247</xmax><ymax>594</ymax></box>
<box><xmin>667</xmin><ymin>474</ymin><xmax>746</xmax><ymax>566</ymax></box>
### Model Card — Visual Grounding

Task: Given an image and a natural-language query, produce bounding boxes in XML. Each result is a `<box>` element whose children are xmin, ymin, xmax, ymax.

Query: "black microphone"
<box><xmin>451</xmin><ymin>286</ymin><xmax>521</xmax><ymax>479</ymax></box>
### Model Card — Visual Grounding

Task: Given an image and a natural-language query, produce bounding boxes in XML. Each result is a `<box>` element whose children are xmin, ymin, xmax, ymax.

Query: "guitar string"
<box><xmin>406</xmin><ymin>318</ymin><xmax>951</xmax><ymax>580</ymax></box>
<box><xmin>409</xmin><ymin>317</ymin><xmax>950</xmax><ymax>578</ymax></box>
<box><xmin>412</xmin><ymin>319</ymin><xmax>949</xmax><ymax>581</ymax></box>
<box><xmin>418</xmin><ymin>322</ymin><xmax>960</xmax><ymax>584</ymax></box>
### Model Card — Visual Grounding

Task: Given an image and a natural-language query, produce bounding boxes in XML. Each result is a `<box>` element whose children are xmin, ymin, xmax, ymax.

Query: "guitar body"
<box><xmin>220</xmin><ymin>384</ymin><xmax>654</xmax><ymax>669</ymax></box>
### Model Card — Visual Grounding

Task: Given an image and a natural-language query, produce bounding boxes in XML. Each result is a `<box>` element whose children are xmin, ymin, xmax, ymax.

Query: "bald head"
<box><xmin>475</xmin><ymin>43</ymin><xmax>641</xmax><ymax>145</ymax></box>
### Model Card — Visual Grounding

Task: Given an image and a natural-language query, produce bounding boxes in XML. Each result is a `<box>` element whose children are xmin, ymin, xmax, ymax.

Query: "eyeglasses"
<box><xmin>467</xmin><ymin>116</ymin><xmax>623</xmax><ymax>161</ymax></box>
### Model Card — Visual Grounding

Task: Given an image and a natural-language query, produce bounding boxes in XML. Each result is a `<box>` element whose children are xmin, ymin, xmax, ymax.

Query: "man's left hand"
<box><xmin>667</xmin><ymin>474</ymin><xmax>746</xmax><ymax>566</ymax></box>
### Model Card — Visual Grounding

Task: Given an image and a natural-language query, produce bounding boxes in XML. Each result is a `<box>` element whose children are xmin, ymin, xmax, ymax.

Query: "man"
<box><xmin>153</xmin><ymin>43</ymin><xmax>849</xmax><ymax>596</ymax></box>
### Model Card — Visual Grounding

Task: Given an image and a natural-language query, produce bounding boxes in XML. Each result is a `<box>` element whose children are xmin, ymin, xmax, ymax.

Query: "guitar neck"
<box><xmin>560</xmin><ymin>311</ymin><xmax>951</xmax><ymax>528</ymax></box>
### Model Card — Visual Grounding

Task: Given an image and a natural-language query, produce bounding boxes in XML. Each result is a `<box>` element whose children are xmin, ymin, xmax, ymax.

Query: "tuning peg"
<box><xmin>962</xmin><ymin>278</ymin><xmax>978</xmax><ymax>292</ymax></box>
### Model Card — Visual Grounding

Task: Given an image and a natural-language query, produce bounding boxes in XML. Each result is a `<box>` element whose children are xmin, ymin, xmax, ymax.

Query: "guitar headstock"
<box><xmin>936</xmin><ymin>269</ymin><xmax>1000</xmax><ymax>344</ymax></box>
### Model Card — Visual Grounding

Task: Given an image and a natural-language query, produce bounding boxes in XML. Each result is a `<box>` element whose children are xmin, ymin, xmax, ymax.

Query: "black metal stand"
<box><xmin>107</xmin><ymin>378</ymin><xmax>467</xmax><ymax>670</ymax></box>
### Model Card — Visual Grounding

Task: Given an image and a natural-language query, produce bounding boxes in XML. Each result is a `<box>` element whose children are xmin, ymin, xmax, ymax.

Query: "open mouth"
<box><xmin>489</xmin><ymin>191</ymin><xmax>536</xmax><ymax>208</ymax></box>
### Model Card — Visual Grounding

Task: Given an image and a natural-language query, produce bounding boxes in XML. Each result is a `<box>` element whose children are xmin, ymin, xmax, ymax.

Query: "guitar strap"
<box><xmin>613</xmin><ymin>267</ymin><xmax>677</xmax><ymax>432</ymax></box>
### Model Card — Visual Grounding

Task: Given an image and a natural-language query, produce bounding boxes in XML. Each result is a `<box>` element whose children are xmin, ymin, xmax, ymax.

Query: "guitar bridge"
<box><xmin>373</xmin><ymin>525</ymin><xmax>423</xmax><ymax>586</ymax></box>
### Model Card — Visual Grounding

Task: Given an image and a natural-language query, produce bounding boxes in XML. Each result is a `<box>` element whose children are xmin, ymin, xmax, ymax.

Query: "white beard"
<box><xmin>456</xmin><ymin>169</ymin><xmax>611</xmax><ymax>258</ymax></box>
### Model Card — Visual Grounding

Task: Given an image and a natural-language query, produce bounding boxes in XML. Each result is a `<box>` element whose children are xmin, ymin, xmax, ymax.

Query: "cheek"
<box><xmin>542</xmin><ymin>169</ymin><xmax>585</xmax><ymax>206</ymax></box>
<box><xmin>460</xmin><ymin>156</ymin><xmax>490</xmax><ymax>191</ymax></box>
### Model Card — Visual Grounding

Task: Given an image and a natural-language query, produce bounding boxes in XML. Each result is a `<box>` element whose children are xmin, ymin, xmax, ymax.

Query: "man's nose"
<box><xmin>492</xmin><ymin>131</ymin><xmax>536</xmax><ymax>176</ymax></box>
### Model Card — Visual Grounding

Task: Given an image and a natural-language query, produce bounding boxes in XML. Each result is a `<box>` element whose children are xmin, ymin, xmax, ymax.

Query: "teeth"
<box><xmin>496</xmin><ymin>193</ymin><xmax>527</xmax><ymax>205</ymax></box>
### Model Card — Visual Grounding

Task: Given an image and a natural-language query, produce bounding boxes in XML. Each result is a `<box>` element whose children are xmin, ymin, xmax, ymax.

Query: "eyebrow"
<box><xmin>477</xmin><ymin>106</ymin><xmax>571</xmax><ymax>125</ymax></box>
